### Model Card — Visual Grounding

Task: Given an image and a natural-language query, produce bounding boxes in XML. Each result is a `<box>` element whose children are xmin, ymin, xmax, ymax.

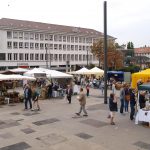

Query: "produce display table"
<box><xmin>135</xmin><ymin>109</ymin><xmax>150</xmax><ymax>126</ymax></box>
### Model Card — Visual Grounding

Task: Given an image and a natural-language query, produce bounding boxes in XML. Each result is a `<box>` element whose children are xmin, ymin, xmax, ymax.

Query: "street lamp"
<box><xmin>45</xmin><ymin>44</ymin><xmax>48</xmax><ymax>69</ymax></box>
<box><xmin>87</xmin><ymin>49</ymin><xmax>88</xmax><ymax>67</ymax></box>
<box><xmin>49</xmin><ymin>49</ymin><xmax>51</xmax><ymax>69</ymax></box>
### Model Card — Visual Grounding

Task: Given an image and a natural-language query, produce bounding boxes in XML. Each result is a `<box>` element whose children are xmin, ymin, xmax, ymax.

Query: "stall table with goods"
<box><xmin>135</xmin><ymin>83</ymin><xmax>150</xmax><ymax>126</ymax></box>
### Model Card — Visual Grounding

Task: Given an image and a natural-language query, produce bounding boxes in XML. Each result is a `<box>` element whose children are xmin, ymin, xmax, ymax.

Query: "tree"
<box><xmin>91</xmin><ymin>40</ymin><xmax>124</xmax><ymax>69</ymax></box>
<box><xmin>127</xmin><ymin>41</ymin><xmax>134</xmax><ymax>49</ymax></box>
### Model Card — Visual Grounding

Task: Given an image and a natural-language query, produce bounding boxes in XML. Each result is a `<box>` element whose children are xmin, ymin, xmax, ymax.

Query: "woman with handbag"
<box><xmin>31</xmin><ymin>87</ymin><xmax>40</xmax><ymax>111</ymax></box>
<box><xmin>124</xmin><ymin>85</ymin><xmax>130</xmax><ymax>112</ymax></box>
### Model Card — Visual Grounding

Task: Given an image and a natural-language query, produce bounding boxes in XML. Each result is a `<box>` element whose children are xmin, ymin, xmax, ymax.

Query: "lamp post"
<box><xmin>87</xmin><ymin>49</ymin><xmax>88</xmax><ymax>67</ymax></box>
<box><xmin>49</xmin><ymin>49</ymin><xmax>51</xmax><ymax>69</ymax></box>
<box><xmin>104</xmin><ymin>1</ymin><xmax>108</xmax><ymax>104</ymax></box>
<box><xmin>45</xmin><ymin>44</ymin><xmax>48</xmax><ymax>69</ymax></box>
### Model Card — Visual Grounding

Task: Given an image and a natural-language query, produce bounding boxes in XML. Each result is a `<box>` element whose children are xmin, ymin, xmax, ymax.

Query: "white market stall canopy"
<box><xmin>9</xmin><ymin>68</ymin><xmax>29</xmax><ymax>73</ymax></box>
<box><xmin>73</xmin><ymin>67</ymin><xmax>90</xmax><ymax>75</ymax></box>
<box><xmin>38</xmin><ymin>68</ymin><xmax>73</xmax><ymax>78</ymax></box>
<box><xmin>24</xmin><ymin>68</ymin><xmax>47</xmax><ymax>78</ymax></box>
<box><xmin>88</xmin><ymin>67</ymin><xmax>104</xmax><ymax>75</ymax></box>
<box><xmin>0</xmin><ymin>74</ymin><xmax>36</xmax><ymax>81</ymax></box>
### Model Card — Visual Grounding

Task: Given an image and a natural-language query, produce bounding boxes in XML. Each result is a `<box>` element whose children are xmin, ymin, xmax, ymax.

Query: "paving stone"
<box><xmin>134</xmin><ymin>141</ymin><xmax>150</xmax><ymax>150</ymax></box>
<box><xmin>76</xmin><ymin>132</ymin><xmax>93</xmax><ymax>139</ymax></box>
<box><xmin>8</xmin><ymin>104</ymin><xmax>16</xmax><ymax>106</ymax></box>
<box><xmin>11</xmin><ymin>112</ymin><xmax>20</xmax><ymax>115</ymax></box>
<box><xmin>23</xmin><ymin>112</ymin><xmax>40</xmax><ymax>116</ymax></box>
<box><xmin>36</xmin><ymin>133</ymin><xmax>67</xmax><ymax>145</ymax></box>
<box><xmin>0</xmin><ymin>121</ymin><xmax>5</xmax><ymax>125</ymax></box>
<box><xmin>15</xmin><ymin>119</ymin><xmax>24</xmax><ymax>122</ymax></box>
<box><xmin>87</xmin><ymin>104</ymin><xmax>108</xmax><ymax>111</ymax></box>
<box><xmin>80</xmin><ymin>119</ymin><xmax>108</xmax><ymax>128</ymax></box>
<box><xmin>0</xmin><ymin>120</ymin><xmax>20</xmax><ymax>130</ymax></box>
<box><xmin>21</xmin><ymin>128</ymin><xmax>36</xmax><ymax>134</ymax></box>
<box><xmin>0</xmin><ymin>133</ymin><xmax>14</xmax><ymax>139</ymax></box>
<box><xmin>0</xmin><ymin>142</ymin><xmax>31</xmax><ymax>150</ymax></box>
<box><xmin>33</xmin><ymin>118</ymin><xmax>60</xmax><ymax>126</ymax></box>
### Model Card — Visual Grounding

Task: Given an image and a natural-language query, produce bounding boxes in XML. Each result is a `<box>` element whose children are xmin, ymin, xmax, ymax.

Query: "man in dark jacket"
<box><xmin>24</xmin><ymin>85</ymin><xmax>32</xmax><ymax>110</ymax></box>
<box><xmin>66</xmin><ymin>85</ymin><xmax>73</xmax><ymax>104</ymax></box>
<box><xmin>129</xmin><ymin>88</ymin><xmax>136</xmax><ymax>120</ymax></box>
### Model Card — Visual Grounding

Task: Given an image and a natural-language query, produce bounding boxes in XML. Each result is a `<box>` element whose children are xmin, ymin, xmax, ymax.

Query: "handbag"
<box><xmin>125</xmin><ymin>95</ymin><xmax>130</xmax><ymax>101</ymax></box>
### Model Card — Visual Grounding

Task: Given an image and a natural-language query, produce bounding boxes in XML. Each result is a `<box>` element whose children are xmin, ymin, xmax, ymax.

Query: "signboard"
<box><xmin>124</xmin><ymin>72</ymin><xmax>131</xmax><ymax>83</ymax></box>
<box><xmin>17</xmin><ymin>63</ymin><xmax>29</xmax><ymax>68</ymax></box>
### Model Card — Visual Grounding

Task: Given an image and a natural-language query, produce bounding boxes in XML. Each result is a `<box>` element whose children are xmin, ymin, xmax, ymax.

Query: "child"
<box><xmin>109</xmin><ymin>93</ymin><xmax>118</xmax><ymax>125</ymax></box>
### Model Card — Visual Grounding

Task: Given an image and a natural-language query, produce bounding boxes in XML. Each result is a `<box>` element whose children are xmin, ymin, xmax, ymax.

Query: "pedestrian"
<box><xmin>31</xmin><ymin>87</ymin><xmax>40</xmax><ymax>111</ymax></box>
<box><xmin>139</xmin><ymin>91</ymin><xmax>146</xmax><ymax>109</ymax></box>
<box><xmin>86</xmin><ymin>83</ymin><xmax>90</xmax><ymax>97</ymax></box>
<box><xmin>47</xmin><ymin>82</ymin><xmax>53</xmax><ymax>99</ymax></box>
<box><xmin>129</xmin><ymin>88</ymin><xmax>136</xmax><ymax>120</ymax></box>
<box><xmin>112</xmin><ymin>81</ymin><xmax>116</xmax><ymax>94</ymax></box>
<box><xmin>120</xmin><ymin>84</ymin><xmax>125</xmax><ymax>114</ymax></box>
<box><xmin>124</xmin><ymin>84</ymin><xmax>130</xmax><ymax>112</ymax></box>
<box><xmin>76</xmin><ymin>88</ymin><xmax>88</xmax><ymax>116</ymax></box>
<box><xmin>66</xmin><ymin>85</ymin><xmax>73</xmax><ymax>104</ymax></box>
<box><xmin>109</xmin><ymin>93</ymin><xmax>118</xmax><ymax>125</ymax></box>
<box><xmin>24</xmin><ymin>84</ymin><xmax>32</xmax><ymax>110</ymax></box>
<box><xmin>100</xmin><ymin>80</ymin><xmax>104</xmax><ymax>95</ymax></box>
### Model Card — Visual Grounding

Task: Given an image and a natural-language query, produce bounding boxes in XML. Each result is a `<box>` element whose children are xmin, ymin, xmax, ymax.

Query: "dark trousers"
<box><xmin>67</xmin><ymin>95</ymin><xmax>71</xmax><ymax>103</ymax></box>
<box><xmin>87</xmin><ymin>89</ymin><xmax>89</xmax><ymax>96</ymax></box>
<box><xmin>120</xmin><ymin>98</ymin><xmax>124</xmax><ymax>113</ymax></box>
<box><xmin>25</xmin><ymin>98</ymin><xmax>32</xmax><ymax>109</ymax></box>
<box><xmin>130</xmin><ymin>105</ymin><xmax>135</xmax><ymax>120</ymax></box>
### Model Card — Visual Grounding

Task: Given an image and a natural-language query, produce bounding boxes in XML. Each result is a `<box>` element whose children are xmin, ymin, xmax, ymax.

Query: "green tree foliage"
<box><xmin>127</xmin><ymin>41</ymin><xmax>134</xmax><ymax>49</ymax></box>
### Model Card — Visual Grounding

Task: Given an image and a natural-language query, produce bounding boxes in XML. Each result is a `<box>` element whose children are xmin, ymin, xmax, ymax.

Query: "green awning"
<box><xmin>138</xmin><ymin>84</ymin><xmax>150</xmax><ymax>91</ymax></box>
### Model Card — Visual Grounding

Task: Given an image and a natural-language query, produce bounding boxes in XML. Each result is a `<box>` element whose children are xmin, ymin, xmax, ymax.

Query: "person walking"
<box><xmin>66</xmin><ymin>85</ymin><xmax>73</xmax><ymax>104</ymax></box>
<box><xmin>124</xmin><ymin>84</ymin><xmax>130</xmax><ymax>112</ymax></box>
<box><xmin>47</xmin><ymin>82</ymin><xmax>53</xmax><ymax>99</ymax></box>
<box><xmin>139</xmin><ymin>91</ymin><xmax>146</xmax><ymax>109</ymax></box>
<box><xmin>24</xmin><ymin>84</ymin><xmax>32</xmax><ymax>110</ymax></box>
<box><xmin>112</xmin><ymin>81</ymin><xmax>116</xmax><ymax>94</ymax></box>
<box><xmin>120</xmin><ymin>84</ymin><xmax>125</xmax><ymax>114</ymax></box>
<box><xmin>100</xmin><ymin>80</ymin><xmax>104</xmax><ymax>95</ymax></box>
<box><xmin>129</xmin><ymin>88</ymin><xmax>136</xmax><ymax>120</ymax></box>
<box><xmin>86</xmin><ymin>83</ymin><xmax>90</xmax><ymax>97</ymax></box>
<box><xmin>109</xmin><ymin>93</ymin><xmax>118</xmax><ymax>125</ymax></box>
<box><xmin>31</xmin><ymin>87</ymin><xmax>40</xmax><ymax>111</ymax></box>
<box><xmin>76</xmin><ymin>88</ymin><xmax>88</xmax><ymax>116</ymax></box>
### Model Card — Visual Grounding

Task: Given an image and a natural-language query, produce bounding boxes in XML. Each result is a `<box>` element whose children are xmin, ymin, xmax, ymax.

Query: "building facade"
<box><xmin>0</xmin><ymin>18</ymin><xmax>115</xmax><ymax>71</ymax></box>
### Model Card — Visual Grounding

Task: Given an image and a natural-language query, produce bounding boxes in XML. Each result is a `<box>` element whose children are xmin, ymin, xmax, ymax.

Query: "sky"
<box><xmin>0</xmin><ymin>0</ymin><xmax>150</xmax><ymax>48</ymax></box>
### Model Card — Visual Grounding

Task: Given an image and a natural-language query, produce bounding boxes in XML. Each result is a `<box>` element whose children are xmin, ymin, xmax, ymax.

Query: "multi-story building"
<box><xmin>134</xmin><ymin>47</ymin><xmax>150</xmax><ymax>68</ymax></box>
<box><xmin>0</xmin><ymin>18</ymin><xmax>115</xmax><ymax>71</ymax></box>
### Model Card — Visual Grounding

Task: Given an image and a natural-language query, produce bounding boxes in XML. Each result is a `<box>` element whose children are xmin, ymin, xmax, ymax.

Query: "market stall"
<box><xmin>72</xmin><ymin>67</ymin><xmax>90</xmax><ymax>75</ymax></box>
<box><xmin>0</xmin><ymin>74</ymin><xmax>36</xmax><ymax>104</ymax></box>
<box><xmin>86</xmin><ymin>67</ymin><xmax>104</xmax><ymax>76</ymax></box>
<box><xmin>131</xmin><ymin>68</ymin><xmax>150</xmax><ymax>89</ymax></box>
<box><xmin>135</xmin><ymin>83</ymin><xmax>150</xmax><ymax>126</ymax></box>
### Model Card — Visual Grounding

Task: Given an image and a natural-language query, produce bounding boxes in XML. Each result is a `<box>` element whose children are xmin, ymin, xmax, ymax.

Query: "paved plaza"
<box><xmin>0</xmin><ymin>88</ymin><xmax>149</xmax><ymax>150</ymax></box>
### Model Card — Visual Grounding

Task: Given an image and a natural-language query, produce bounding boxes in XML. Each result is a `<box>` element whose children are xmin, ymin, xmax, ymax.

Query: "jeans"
<box><xmin>25</xmin><ymin>98</ymin><xmax>32</xmax><ymax>109</ymax></box>
<box><xmin>78</xmin><ymin>105</ymin><xmax>87</xmax><ymax>115</ymax></box>
<box><xmin>125</xmin><ymin>100</ymin><xmax>129</xmax><ymax>112</ymax></box>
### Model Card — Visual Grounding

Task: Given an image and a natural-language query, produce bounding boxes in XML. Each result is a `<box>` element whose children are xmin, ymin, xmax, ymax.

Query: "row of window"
<box><xmin>7</xmin><ymin>41</ymin><xmax>91</xmax><ymax>51</ymax></box>
<box><xmin>7</xmin><ymin>31</ymin><xmax>97</xmax><ymax>43</ymax></box>
<box><xmin>7</xmin><ymin>53</ymin><xmax>96</xmax><ymax>61</ymax></box>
